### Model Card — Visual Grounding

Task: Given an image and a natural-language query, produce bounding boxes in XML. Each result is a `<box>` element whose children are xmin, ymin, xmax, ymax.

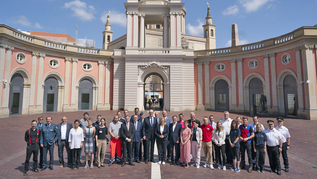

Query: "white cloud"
<box><xmin>64</xmin><ymin>0</ymin><xmax>95</xmax><ymax>21</ymax></box>
<box><xmin>101</xmin><ymin>11</ymin><xmax>126</xmax><ymax>27</ymax></box>
<box><xmin>223</xmin><ymin>5</ymin><xmax>239</xmax><ymax>16</ymax></box>
<box><xmin>239</xmin><ymin>0</ymin><xmax>274</xmax><ymax>12</ymax></box>
<box><xmin>226</xmin><ymin>39</ymin><xmax>249</xmax><ymax>47</ymax></box>
<box><xmin>186</xmin><ymin>20</ymin><xmax>204</xmax><ymax>36</ymax></box>
<box><xmin>13</xmin><ymin>16</ymin><xmax>32</xmax><ymax>27</ymax></box>
<box><xmin>34</xmin><ymin>22</ymin><xmax>43</xmax><ymax>29</ymax></box>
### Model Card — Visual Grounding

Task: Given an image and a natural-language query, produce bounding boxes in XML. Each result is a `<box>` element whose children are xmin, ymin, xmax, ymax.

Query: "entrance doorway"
<box><xmin>249</xmin><ymin>78</ymin><xmax>263</xmax><ymax>115</ymax></box>
<box><xmin>78</xmin><ymin>79</ymin><xmax>93</xmax><ymax>110</ymax></box>
<box><xmin>144</xmin><ymin>74</ymin><xmax>164</xmax><ymax>110</ymax></box>
<box><xmin>9</xmin><ymin>73</ymin><xmax>24</xmax><ymax>115</ymax></box>
<box><xmin>43</xmin><ymin>77</ymin><xmax>59</xmax><ymax>112</ymax></box>
<box><xmin>283</xmin><ymin>75</ymin><xmax>297</xmax><ymax>116</ymax></box>
<box><xmin>215</xmin><ymin>79</ymin><xmax>229</xmax><ymax>111</ymax></box>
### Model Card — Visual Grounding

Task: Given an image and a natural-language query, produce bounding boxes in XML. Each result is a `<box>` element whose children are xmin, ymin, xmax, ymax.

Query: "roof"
<box><xmin>30</xmin><ymin>31</ymin><xmax>76</xmax><ymax>42</ymax></box>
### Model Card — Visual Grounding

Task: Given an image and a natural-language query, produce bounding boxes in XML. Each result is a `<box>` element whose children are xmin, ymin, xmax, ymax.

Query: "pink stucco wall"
<box><xmin>243</xmin><ymin>56</ymin><xmax>265</xmax><ymax>80</ymax></box>
<box><xmin>275</xmin><ymin>49</ymin><xmax>297</xmax><ymax>79</ymax></box>
<box><xmin>10</xmin><ymin>48</ymin><xmax>32</xmax><ymax>78</ymax></box>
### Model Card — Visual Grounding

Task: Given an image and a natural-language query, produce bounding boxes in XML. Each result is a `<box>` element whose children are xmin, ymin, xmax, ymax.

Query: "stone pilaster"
<box><xmin>139</xmin><ymin>14</ymin><xmax>145</xmax><ymax>48</ymax></box>
<box><xmin>62</xmin><ymin>57</ymin><xmax>72</xmax><ymax>111</ymax></box>
<box><xmin>104</xmin><ymin>61</ymin><xmax>111</xmax><ymax>110</ymax></box>
<box><xmin>204</xmin><ymin>62</ymin><xmax>210</xmax><ymax>110</ymax></box>
<box><xmin>34</xmin><ymin>53</ymin><xmax>45</xmax><ymax>111</ymax></box>
<box><xmin>197</xmin><ymin>62</ymin><xmax>205</xmax><ymax>110</ymax></box>
<box><xmin>230</xmin><ymin>59</ymin><xmax>238</xmax><ymax>111</ymax></box>
<box><xmin>97</xmin><ymin>61</ymin><xmax>105</xmax><ymax>110</ymax></box>
<box><xmin>70</xmin><ymin>58</ymin><xmax>78</xmax><ymax>110</ymax></box>
<box><xmin>294</xmin><ymin>46</ymin><xmax>304</xmax><ymax>116</ymax></box>
<box><xmin>0</xmin><ymin>44</ymin><xmax>7</xmax><ymax>103</ymax></box>
<box><xmin>263</xmin><ymin>54</ymin><xmax>272</xmax><ymax>112</ymax></box>
<box><xmin>163</xmin><ymin>15</ymin><xmax>168</xmax><ymax>48</ymax></box>
<box><xmin>269</xmin><ymin>53</ymin><xmax>278</xmax><ymax>113</ymax></box>
<box><xmin>237</xmin><ymin>58</ymin><xmax>244</xmax><ymax>111</ymax></box>
<box><xmin>29</xmin><ymin>52</ymin><xmax>39</xmax><ymax>110</ymax></box>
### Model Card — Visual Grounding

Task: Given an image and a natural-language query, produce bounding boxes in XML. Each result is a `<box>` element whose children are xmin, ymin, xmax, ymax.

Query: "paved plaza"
<box><xmin>0</xmin><ymin>110</ymin><xmax>317</xmax><ymax>179</ymax></box>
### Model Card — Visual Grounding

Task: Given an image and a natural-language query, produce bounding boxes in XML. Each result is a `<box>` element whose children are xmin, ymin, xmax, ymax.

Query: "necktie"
<box><xmin>127</xmin><ymin>123</ymin><xmax>129</xmax><ymax>131</ymax></box>
<box><xmin>150</xmin><ymin>117</ymin><xmax>152</xmax><ymax>126</ymax></box>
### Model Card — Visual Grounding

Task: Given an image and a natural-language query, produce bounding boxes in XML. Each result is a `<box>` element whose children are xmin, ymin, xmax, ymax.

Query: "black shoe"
<box><xmin>136</xmin><ymin>160</ymin><xmax>140</xmax><ymax>163</ymax></box>
<box><xmin>23</xmin><ymin>171</ymin><xmax>28</xmax><ymax>176</ymax></box>
<box><xmin>49</xmin><ymin>166</ymin><xmax>53</xmax><ymax>170</ymax></box>
<box><xmin>277</xmin><ymin>171</ymin><xmax>281</xmax><ymax>175</ymax></box>
<box><xmin>285</xmin><ymin>168</ymin><xmax>289</xmax><ymax>172</ymax></box>
<box><xmin>98</xmin><ymin>165</ymin><xmax>101</xmax><ymax>168</ymax></box>
<box><xmin>108</xmin><ymin>161</ymin><xmax>114</xmax><ymax>166</ymax></box>
<box><xmin>33</xmin><ymin>168</ymin><xmax>39</xmax><ymax>172</ymax></box>
<box><xmin>150</xmin><ymin>159</ymin><xmax>155</xmax><ymax>163</ymax></box>
<box><xmin>170</xmin><ymin>161</ymin><xmax>175</xmax><ymax>165</ymax></box>
<box><xmin>241</xmin><ymin>165</ymin><xmax>245</xmax><ymax>169</ymax></box>
<box><xmin>76</xmin><ymin>165</ymin><xmax>79</xmax><ymax>169</ymax></box>
<box><xmin>71</xmin><ymin>166</ymin><xmax>74</xmax><ymax>170</ymax></box>
<box><xmin>41</xmin><ymin>167</ymin><xmax>46</xmax><ymax>171</ymax></box>
<box><xmin>129</xmin><ymin>162</ymin><xmax>135</xmax><ymax>166</ymax></box>
<box><xmin>121</xmin><ymin>163</ymin><xmax>126</xmax><ymax>167</ymax></box>
<box><xmin>145</xmin><ymin>160</ymin><xmax>149</xmax><ymax>164</ymax></box>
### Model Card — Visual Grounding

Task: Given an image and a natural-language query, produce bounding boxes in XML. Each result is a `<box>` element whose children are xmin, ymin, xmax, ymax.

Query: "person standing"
<box><xmin>187</xmin><ymin>112</ymin><xmax>200</xmax><ymax>129</ymax></box>
<box><xmin>275</xmin><ymin>117</ymin><xmax>291</xmax><ymax>172</ymax></box>
<box><xmin>96</xmin><ymin>118</ymin><xmax>108</xmax><ymax>168</ymax></box>
<box><xmin>264</xmin><ymin>120</ymin><xmax>283</xmax><ymax>175</ymax></box>
<box><xmin>169</xmin><ymin>115</ymin><xmax>182</xmax><ymax>165</ymax></box>
<box><xmin>162</xmin><ymin>110</ymin><xmax>172</xmax><ymax>160</ymax></box>
<box><xmin>117</xmin><ymin>111</ymin><xmax>125</xmax><ymax>123</ymax></box>
<box><xmin>84</xmin><ymin>119</ymin><xmax>96</xmax><ymax>169</ymax></box>
<box><xmin>219</xmin><ymin>111</ymin><xmax>233</xmax><ymax>165</ymax></box>
<box><xmin>178</xmin><ymin>113</ymin><xmax>185</xmax><ymax>128</ymax></box>
<box><xmin>36</xmin><ymin>116</ymin><xmax>44</xmax><ymax>169</ymax></box>
<box><xmin>122</xmin><ymin>109</ymin><xmax>129</xmax><ymax>120</ymax></box>
<box><xmin>191</xmin><ymin>120</ymin><xmax>202</xmax><ymax>169</ymax></box>
<box><xmin>229</xmin><ymin>119</ymin><xmax>241</xmax><ymax>172</ymax></box>
<box><xmin>24</xmin><ymin>120</ymin><xmax>41</xmax><ymax>175</ymax></box>
<box><xmin>143</xmin><ymin>109</ymin><xmax>157</xmax><ymax>163</ymax></box>
<box><xmin>209</xmin><ymin>115</ymin><xmax>217</xmax><ymax>163</ymax></box>
<box><xmin>108</xmin><ymin>115</ymin><xmax>122</xmax><ymax>166</ymax></box>
<box><xmin>120</xmin><ymin>115</ymin><xmax>135</xmax><ymax>167</ymax></box>
<box><xmin>200</xmin><ymin>117</ymin><xmax>214</xmax><ymax>170</ymax></box>
<box><xmin>93</xmin><ymin>115</ymin><xmax>102</xmax><ymax>162</ymax></box>
<box><xmin>57</xmin><ymin>116</ymin><xmax>72</xmax><ymax>168</ymax></box>
<box><xmin>79</xmin><ymin>112</ymin><xmax>89</xmax><ymax>159</ymax></box>
<box><xmin>130</xmin><ymin>107</ymin><xmax>140</xmax><ymax>121</ymax></box>
<box><xmin>239</xmin><ymin>116</ymin><xmax>254</xmax><ymax>173</ymax></box>
<box><xmin>180</xmin><ymin>120</ymin><xmax>192</xmax><ymax>168</ymax></box>
<box><xmin>132</xmin><ymin>114</ymin><xmax>143</xmax><ymax>163</ymax></box>
<box><xmin>155</xmin><ymin>117</ymin><xmax>169</xmax><ymax>165</ymax></box>
<box><xmin>139</xmin><ymin>112</ymin><xmax>145</xmax><ymax>161</ymax></box>
<box><xmin>253</xmin><ymin>124</ymin><xmax>267</xmax><ymax>173</ymax></box>
<box><xmin>249</xmin><ymin>116</ymin><xmax>264</xmax><ymax>169</ymax></box>
<box><xmin>155</xmin><ymin>112</ymin><xmax>160</xmax><ymax>123</ymax></box>
<box><xmin>40</xmin><ymin>116</ymin><xmax>59</xmax><ymax>171</ymax></box>
<box><xmin>213</xmin><ymin>121</ymin><xmax>227</xmax><ymax>171</ymax></box>
<box><xmin>69</xmin><ymin>120</ymin><xmax>84</xmax><ymax>170</ymax></box>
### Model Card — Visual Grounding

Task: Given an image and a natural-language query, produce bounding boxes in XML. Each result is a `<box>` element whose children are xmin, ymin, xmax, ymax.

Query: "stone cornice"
<box><xmin>230</xmin><ymin>59</ymin><xmax>236</xmax><ymax>63</ymax></box>
<box><xmin>0</xmin><ymin>43</ymin><xmax>14</xmax><ymax>50</ymax></box>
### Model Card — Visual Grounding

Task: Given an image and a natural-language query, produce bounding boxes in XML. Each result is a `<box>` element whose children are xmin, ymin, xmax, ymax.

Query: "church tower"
<box><xmin>203</xmin><ymin>3</ymin><xmax>216</xmax><ymax>49</ymax></box>
<box><xmin>102</xmin><ymin>12</ymin><xmax>113</xmax><ymax>50</ymax></box>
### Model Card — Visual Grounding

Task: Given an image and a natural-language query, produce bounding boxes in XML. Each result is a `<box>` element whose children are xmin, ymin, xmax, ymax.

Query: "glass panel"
<box><xmin>144</xmin><ymin>75</ymin><xmax>163</xmax><ymax>110</ymax></box>
<box><xmin>11</xmin><ymin>93</ymin><xmax>20</xmax><ymax>114</ymax></box>
<box><xmin>287</xmin><ymin>94</ymin><xmax>296</xmax><ymax>115</ymax></box>
<box><xmin>252</xmin><ymin>94</ymin><xmax>262</xmax><ymax>113</ymax></box>
<box><xmin>217</xmin><ymin>94</ymin><xmax>226</xmax><ymax>111</ymax></box>
<box><xmin>81</xmin><ymin>93</ymin><xmax>90</xmax><ymax>110</ymax></box>
<box><xmin>46</xmin><ymin>94</ymin><xmax>54</xmax><ymax>112</ymax></box>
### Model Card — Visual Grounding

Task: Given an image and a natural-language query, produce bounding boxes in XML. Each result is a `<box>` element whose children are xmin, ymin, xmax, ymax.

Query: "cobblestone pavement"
<box><xmin>0</xmin><ymin>110</ymin><xmax>316</xmax><ymax>179</ymax></box>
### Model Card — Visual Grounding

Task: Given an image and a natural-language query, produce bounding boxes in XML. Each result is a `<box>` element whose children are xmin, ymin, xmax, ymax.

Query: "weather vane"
<box><xmin>108</xmin><ymin>11</ymin><xmax>110</xmax><ymax>16</ymax></box>
<box><xmin>207</xmin><ymin>2</ymin><xmax>209</xmax><ymax>9</ymax></box>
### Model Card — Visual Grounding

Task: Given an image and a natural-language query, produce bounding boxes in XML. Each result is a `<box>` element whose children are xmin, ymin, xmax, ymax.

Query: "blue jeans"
<box><xmin>43</xmin><ymin>144</ymin><xmax>54</xmax><ymax>168</ymax></box>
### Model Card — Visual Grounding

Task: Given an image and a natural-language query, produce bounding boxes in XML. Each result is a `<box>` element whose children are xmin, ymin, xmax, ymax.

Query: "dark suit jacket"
<box><xmin>143</xmin><ymin>116</ymin><xmax>157</xmax><ymax>140</ymax></box>
<box><xmin>168</xmin><ymin>123</ymin><xmax>182</xmax><ymax>143</ymax></box>
<box><xmin>132</xmin><ymin>120</ymin><xmax>143</xmax><ymax>142</ymax></box>
<box><xmin>57</xmin><ymin>122</ymin><xmax>72</xmax><ymax>144</ymax></box>
<box><xmin>40</xmin><ymin>123</ymin><xmax>59</xmax><ymax>146</ymax></box>
<box><xmin>187</xmin><ymin>119</ymin><xmax>201</xmax><ymax>129</ymax></box>
<box><xmin>120</xmin><ymin>122</ymin><xmax>135</xmax><ymax>142</ymax></box>
<box><xmin>155</xmin><ymin>125</ymin><xmax>169</xmax><ymax>142</ymax></box>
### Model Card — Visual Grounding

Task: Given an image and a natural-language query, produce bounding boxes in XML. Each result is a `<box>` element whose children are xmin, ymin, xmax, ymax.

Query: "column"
<box><xmin>63</xmin><ymin>57</ymin><xmax>71</xmax><ymax>110</ymax></box>
<box><xmin>263</xmin><ymin>54</ymin><xmax>271</xmax><ymax>110</ymax></box>
<box><xmin>126</xmin><ymin>13</ymin><xmax>132</xmax><ymax>47</ymax></box>
<box><xmin>197</xmin><ymin>62</ymin><xmax>204</xmax><ymax>110</ymax></box>
<box><xmin>204</xmin><ymin>62</ymin><xmax>210</xmax><ymax>109</ymax></box>
<box><xmin>97</xmin><ymin>61</ymin><xmax>104</xmax><ymax>109</ymax></box>
<box><xmin>2</xmin><ymin>45</ymin><xmax>14</xmax><ymax>110</ymax></box>
<box><xmin>269</xmin><ymin>53</ymin><xmax>278</xmax><ymax>112</ymax></box>
<box><xmin>163</xmin><ymin>15</ymin><xmax>168</xmax><ymax>48</ymax></box>
<box><xmin>176</xmin><ymin>13</ymin><xmax>182</xmax><ymax>48</ymax></box>
<box><xmin>0</xmin><ymin>44</ymin><xmax>6</xmax><ymax>101</ymax></box>
<box><xmin>294</xmin><ymin>47</ymin><xmax>304</xmax><ymax>113</ymax></box>
<box><xmin>139</xmin><ymin>14</ymin><xmax>145</xmax><ymax>48</ymax></box>
<box><xmin>133</xmin><ymin>12</ymin><xmax>139</xmax><ymax>47</ymax></box>
<box><xmin>169</xmin><ymin>13</ymin><xmax>176</xmax><ymax>48</ymax></box>
<box><xmin>230</xmin><ymin>59</ymin><xmax>237</xmax><ymax>110</ymax></box>
<box><xmin>29</xmin><ymin>52</ymin><xmax>39</xmax><ymax>107</ymax></box>
<box><xmin>104</xmin><ymin>61</ymin><xmax>111</xmax><ymax>109</ymax></box>
<box><xmin>70</xmin><ymin>58</ymin><xmax>78</xmax><ymax>109</ymax></box>
<box><xmin>36</xmin><ymin>53</ymin><xmax>45</xmax><ymax>109</ymax></box>
<box><xmin>237</xmin><ymin>58</ymin><xmax>244</xmax><ymax>110</ymax></box>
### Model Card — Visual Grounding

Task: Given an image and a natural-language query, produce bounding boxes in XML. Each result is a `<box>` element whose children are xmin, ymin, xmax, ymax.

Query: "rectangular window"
<box><xmin>156</xmin><ymin>24</ymin><xmax>160</xmax><ymax>29</ymax></box>
<box><xmin>218</xmin><ymin>94</ymin><xmax>226</xmax><ymax>111</ymax></box>
<box><xmin>46</xmin><ymin>94</ymin><xmax>55</xmax><ymax>112</ymax></box>
<box><xmin>11</xmin><ymin>93</ymin><xmax>20</xmax><ymax>114</ymax></box>
<box><xmin>81</xmin><ymin>93</ymin><xmax>90</xmax><ymax>110</ymax></box>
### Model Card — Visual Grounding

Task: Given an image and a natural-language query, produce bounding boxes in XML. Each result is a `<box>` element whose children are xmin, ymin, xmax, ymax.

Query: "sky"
<box><xmin>1</xmin><ymin>0</ymin><xmax>317</xmax><ymax>49</ymax></box>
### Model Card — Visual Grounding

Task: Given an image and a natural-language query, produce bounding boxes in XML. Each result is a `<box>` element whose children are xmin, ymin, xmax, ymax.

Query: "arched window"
<box><xmin>210</xmin><ymin>29</ymin><xmax>214</xmax><ymax>37</ymax></box>
<box><xmin>107</xmin><ymin>35</ymin><xmax>110</xmax><ymax>42</ymax></box>
<box><xmin>205</xmin><ymin>30</ymin><xmax>209</xmax><ymax>38</ymax></box>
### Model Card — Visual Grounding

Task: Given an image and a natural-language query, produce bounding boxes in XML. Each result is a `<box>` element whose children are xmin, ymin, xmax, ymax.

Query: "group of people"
<box><xmin>23</xmin><ymin>109</ymin><xmax>291</xmax><ymax>176</ymax></box>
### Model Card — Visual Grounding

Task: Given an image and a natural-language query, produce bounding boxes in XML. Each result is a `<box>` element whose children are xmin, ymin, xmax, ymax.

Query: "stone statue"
<box><xmin>207</xmin><ymin>2</ymin><xmax>209</xmax><ymax>9</ymax></box>
<box><xmin>260</xmin><ymin>94</ymin><xmax>268</xmax><ymax>113</ymax></box>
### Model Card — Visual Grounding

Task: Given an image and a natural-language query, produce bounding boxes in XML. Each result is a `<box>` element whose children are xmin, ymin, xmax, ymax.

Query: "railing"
<box><xmin>77</xmin><ymin>47</ymin><xmax>100</xmax><ymax>54</ymax></box>
<box><xmin>274</xmin><ymin>34</ymin><xmax>295</xmax><ymax>45</ymax></box>
<box><xmin>13</xmin><ymin>31</ymin><xmax>33</xmax><ymax>43</ymax></box>
<box><xmin>195</xmin><ymin>47</ymin><xmax>231</xmax><ymax>56</ymax></box>
<box><xmin>138</xmin><ymin>49</ymin><xmax>170</xmax><ymax>54</ymax></box>
<box><xmin>44</xmin><ymin>41</ymin><xmax>66</xmax><ymax>50</ymax></box>
<box><xmin>241</xmin><ymin>43</ymin><xmax>264</xmax><ymax>51</ymax></box>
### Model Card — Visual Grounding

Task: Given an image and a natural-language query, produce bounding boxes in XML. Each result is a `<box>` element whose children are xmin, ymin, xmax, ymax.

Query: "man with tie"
<box><xmin>139</xmin><ymin>112</ymin><xmax>145</xmax><ymax>161</ymax></box>
<box><xmin>187</xmin><ymin>112</ymin><xmax>201</xmax><ymax>129</ymax></box>
<box><xmin>130</xmin><ymin>107</ymin><xmax>140</xmax><ymax>121</ymax></box>
<box><xmin>162</xmin><ymin>110</ymin><xmax>172</xmax><ymax>160</ymax></box>
<box><xmin>143</xmin><ymin>109</ymin><xmax>157</xmax><ymax>163</ymax></box>
<box><xmin>132</xmin><ymin>115</ymin><xmax>143</xmax><ymax>163</ymax></box>
<box><xmin>40</xmin><ymin>116</ymin><xmax>59</xmax><ymax>171</ymax></box>
<box><xmin>168</xmin><ymin>115</ymin><xmax>182</xmax><ymax>165</ymax></box>
<box><xmin>57</xmin><ymin>116</ymin><xmax>73</xmax><ymax>167</ymax></box>
<box><xmin>120</xmin><ymin>115</ymin><xmax>135</xmax><ymax>167</ymax></box>
<box><xmin>36</xmin><ymin>116</ymin><xmax>44</xmax><ymax>168</ymax></box>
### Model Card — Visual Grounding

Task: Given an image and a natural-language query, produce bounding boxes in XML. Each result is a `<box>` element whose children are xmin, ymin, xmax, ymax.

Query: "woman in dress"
<box><xmin>191</xmin><ymin>120</ymin><xmax>202</xmax><ymax>168</ymax></box>
<box><xmin>155</xmin><ymin>117</ymin><xmax>169</xmax><ymax>165</ymax></box>
<box><xmin>180</xmin><ymin>120</ymin><xmax>192</xmax><ymax>168</ymax></box>
<box><xmin>96</xmin><ymin>118</ymin><xmax>108</xmax><ymax>168</ymax></box>
<box><xmin>213</xmin><ymin>121</ymin><xmax>226</xmax><ymax>170</ymax></box>
<box><xmin>84</xmin><ymin>118</ymin><xmax>96</xmax><ymax>169</ymax></box>
<box><xmin>68</xmin><ymin>120</ymin><xmax>84</xmax><ymax>170</ymax></box>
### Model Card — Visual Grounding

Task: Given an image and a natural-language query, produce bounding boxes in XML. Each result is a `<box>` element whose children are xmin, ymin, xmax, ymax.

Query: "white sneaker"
<box><xmin>223</xmin><ymin>166</ymin><xmax>226</xmax><ymax>171</ymax></box>
<box><xmin>197</xmin><ymin>165</ymin><xmax>200</xmax><ymax>169</ymax></box>
<box><xmin>203</xmin><ymin>163</ymin><xmax>209</xmax><ymax>168</ymax></box>
<box><xmin>218</xmin><ymin>165</ymin><xmax>222</xmax><ymax>169</ymax></box>
<box><xmin>191</xmin><ymin>163</ymin><xmax>196</xmax><ymax>167</ymax></box>
<box><xmin>158</xmin><ymin>161</ymin><xmax>161</xmax><ymax>165</ymax></box>
<box><xmin>209</xmin><ymin>165</ymin><xmax>214</xmax><ymax>170</ymax></box>
<box><xmin>162</xmin><ymin>162</ymin><xmax>165</xmax><ymax>165</ymax></box>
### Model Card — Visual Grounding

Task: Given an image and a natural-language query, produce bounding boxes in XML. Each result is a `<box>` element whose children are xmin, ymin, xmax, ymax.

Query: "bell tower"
<box><xmin>102</xmin><ymin>12</ymin><xmax>113</xmax><ymax>50</ymax></box>
<box><xmin>203</xmin><ymin>3</ymin><xmax>216</xmax><ymax>49</ymax></box>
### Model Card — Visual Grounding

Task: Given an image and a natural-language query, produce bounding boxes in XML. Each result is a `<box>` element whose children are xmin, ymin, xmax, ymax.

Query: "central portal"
<box><xmin>144</xmin><ymin>74</ymin><xmax>164</xmax><ymax>110</ymax></box>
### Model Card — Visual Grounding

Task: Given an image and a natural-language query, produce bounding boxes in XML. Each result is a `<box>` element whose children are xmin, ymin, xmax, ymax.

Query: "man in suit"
<box><xmin>162</xmin><ymin>110</ymin><xmax>172</xmax><ymax>160</ymax></box>
<box><xmin>117</xmin><ymin>111</ymin><xmax>125</xmax><ymax>123</ymax></box>
<box><xmin>143</xmin><ymin>109</ymin><xmax>157</xmax><ymax>163</ymax></box>
<box><xmin>130</xmin><ymin>107</ymin><xmax>140</xmax><ymax>121</ymax></box>
<box><xmin>132</xmin><ymin>114</ymin><xmax>143</xmax><ymax>163</ymax></box>
<box><xmin>139</xmin><ymin>112</ymin><xmax>145</xmax><ymax>161</ymax></box>
<box><xmin>155</xmin><ymin>112</ymin><xmax>160</xmax><ymax>124</ymax></box>
<box><xmin>36</xmin><ymin>116</ymin><xmax>44</xmax><ymax>168</ymax></box>
<box><xmin>40</xmin><ymin>116</ymin><xmax>59</xmax><ymax>171</ymax></box>
<box><xmin>120</xmin><ymin>115</ymin><xmax>135</xmax><ymax>167</ymax></box>
<box><xmin>57</xmin><ymin>116</ymin><xmax>72</xmax><ymax>167</ymax></box>
<box><xmin>187</xmin><ymin>112</ymin><xmax>201</xmax><ymax>129</ymax></box>
<box><xmin>169</xmin><ymin>115</ymin><xmax>182</xmax><ymax>165</ymax></box>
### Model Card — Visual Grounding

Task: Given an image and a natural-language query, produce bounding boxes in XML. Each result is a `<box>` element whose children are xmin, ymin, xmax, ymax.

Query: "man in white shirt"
<box><xmin>275</xmin><ymin>117</ymin><xmax>291</xmax><ymax>172</ymax></box>
<box><xmin>220</xmin><ymin>111</ymin><xmax>233</xmax><ymax>164</ymax></box>
<box><xmin>57</xmin><ymin>116</ymin><xmax>73</xmax><ymax>167</ymax></box>
<box><xmin>162</xmin><ymin>110</ymin><xmax>172</xmax><ymax>160</ymax></box>
<box><xmin>263</xmin><ymin>120</ymin><xmax>283</xmax><ymax>175</ymax></box>
<box><xmin>249</xmin><ymin>116</ymin><xmax>264</xmax><ymax>169</ymax></box>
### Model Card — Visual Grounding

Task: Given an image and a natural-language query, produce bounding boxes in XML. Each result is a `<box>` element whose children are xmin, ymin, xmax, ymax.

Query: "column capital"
<box><xmin>32</xmin><ymin>52</ymin><xmax>40</xmax><ymax>57</ymax></box>
<box><xmin>105</xmin><ymin>61</ymin><xmax>112</xmax><ymax>65</ymax></box>
<box><xmin>139</xmin><ymin>14</ymin><xmax>145</xmax><ymax>17</ymax></box>
<box><xmin>65</xmin><ymin>57</ymin><xmax>72</xmax><ymax>62</ymax></box>
<box><xmin>196</xmin><ymin>62</ymin><xmax>203</xmax><ymax>65</ymax></box>
<box><xmin>269</xmin><ymin>53</ymin><xmax>276</xmax><ymax>57</ymax></box>
<box><xmin>0</xmin><ymin>43</ymin><xmax>14</xmax><ymax>50</ymax></box>
<box><xmin>294</xmin><ymin>46</ymin><xmax>301</xmax><ymax>52</ymax></box>
<box><xmin>98</xmin><ymin>61</ymin><xmax>105</xmax><ymax>65</ymax></box>
<box><xmin>230</xmin><ymin>59</ymin><xmax>236</xmax><ymax>63</ymax></box>
<box><xmin>203</xmin><ymin>61</ymin><xmax>210</xmax><ymax>65</ymax></box>
<box><xmin>39</xmin><ymin>53</ymin><xmax>46</xmax><ymax>58</ymax></box>
<box><xmin>71</xmin><ymin>58</ymin><xmax>78</xmax><ymax>62</ymax></box>
<box><xmin>236</xmin><ymin>58</ymin><xmax>243</xmax><ymax>62</ymax></box>
<box><xmin>300</xmin><ymin>44</ymin><xmax>315</xmax><ymax>50</ymax></box>
<box><xmin>127</xmin><ymin>11</ymin><xmax>138</xmax><ymax>15</ymax></box>
<box><xmin>262</xmin><ymin>54</ymin><xmax>269</xmax><ymax>58</ymax></box>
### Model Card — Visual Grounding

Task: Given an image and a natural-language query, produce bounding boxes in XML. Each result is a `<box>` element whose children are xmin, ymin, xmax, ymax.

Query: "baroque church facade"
<box><xmin>1</xmin><ymin>0</ymin><xmax>317</xmax><ymax>119</ymax></box>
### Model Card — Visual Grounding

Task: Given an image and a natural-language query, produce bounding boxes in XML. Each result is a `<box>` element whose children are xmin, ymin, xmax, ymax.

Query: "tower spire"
<box><xmin>105</xmin><ymin>11</ymin><xmax>111</xmax><ymax>31</ymax></box>
<box><xmin>206</xmin><ymin>2</ymin><xmax>212</xmax><ymax>25</ymax></box>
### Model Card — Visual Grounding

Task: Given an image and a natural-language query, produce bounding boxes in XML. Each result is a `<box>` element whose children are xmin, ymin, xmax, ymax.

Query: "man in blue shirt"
<box><xmin>40</xmin><ymin>116</ymin><xmax>59</xmax><ymax>171</ymax></box>
<box><xmin>253</xmin><ymin>124</ymin><xmax>267</xmax><ymax>173</ymax></box>
<box><xmin>36</xmin><ymin>116</ymin><xmax>44</xmax><ymax>168</ymax></box>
